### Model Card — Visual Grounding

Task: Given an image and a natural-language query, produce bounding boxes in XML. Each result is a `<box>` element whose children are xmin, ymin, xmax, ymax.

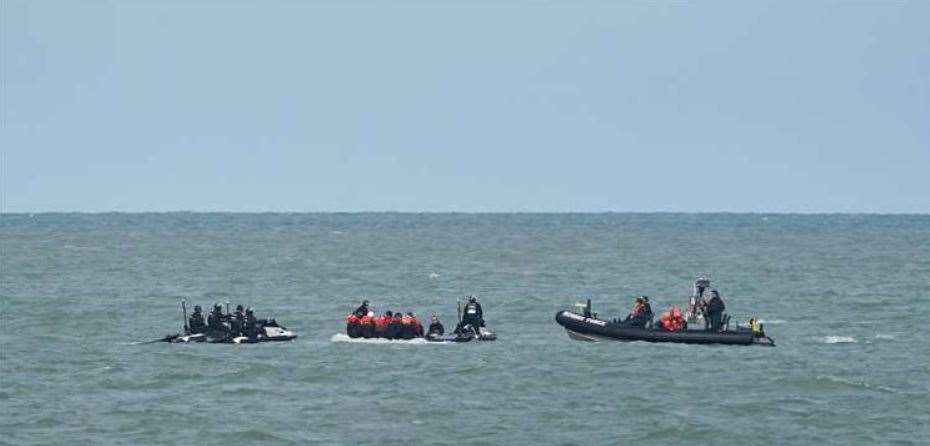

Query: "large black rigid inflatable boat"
<box><xmin>555</xmin><ymin>310</ymin><xmax>774</xmax><ymax>346</ymax></box>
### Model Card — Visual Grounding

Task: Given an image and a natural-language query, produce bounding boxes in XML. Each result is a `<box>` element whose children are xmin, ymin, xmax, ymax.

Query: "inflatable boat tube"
<box><xmin>556</xmin><ymin>311</ymin><xmax>772</xmax><ymax>346</ymax></box>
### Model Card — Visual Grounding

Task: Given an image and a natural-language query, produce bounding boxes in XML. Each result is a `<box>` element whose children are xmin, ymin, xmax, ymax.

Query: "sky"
<box><xmin>2</xmin><ymin>0</ymin><xmax>928</xmax><ymax>213</ymax></box>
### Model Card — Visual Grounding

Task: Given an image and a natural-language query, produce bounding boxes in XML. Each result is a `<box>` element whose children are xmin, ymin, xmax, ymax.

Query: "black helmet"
<box><xmin>214</xmin><ymin>304</ymin><xmax>222</xmax><ymax>311</ymax></box>
<box><xmin>385</xmin><ymin>311</ymin><xmax>393</xmax><ymax>317</ymax></box>
<box><xmin>236</xmin><ymin>304</ymin><xmax>244</xmax><ymax>312</ymax></box>
<box><xmin>245</xmin><ymin>307</ymin><xmax>254</xmax><ymax>315</ymax></box>
<box><xmin>468</xmin><ymin>296</ymin><xmax>477</xmax><ymax>303</ymax></box>
<box><xmin>642</xmin><ymin>296</ymin><xmax>650</xmax><ymax>302</ymax></box>
<box><xmin>362</xmin><ymin>300</ymin><xmax>370</xmax><ymax>306</ymax></box>
<box><xmin>194</xmin><ymin>305</ymin><xmax>202</xmax><ymax>312</ymax></box>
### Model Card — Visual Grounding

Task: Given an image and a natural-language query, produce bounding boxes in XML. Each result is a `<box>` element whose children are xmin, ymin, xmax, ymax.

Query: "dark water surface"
<box><xmin>2</xmin><ymin>213</ymin><xmax>929</xmax><ymax>445</ymax></box>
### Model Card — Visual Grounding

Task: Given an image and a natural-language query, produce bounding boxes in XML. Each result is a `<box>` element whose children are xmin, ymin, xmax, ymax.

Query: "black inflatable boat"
<box><xmin>555</xmin><ymin>310</ymin><xmax>774</xmax><ymax>346</ymax></box>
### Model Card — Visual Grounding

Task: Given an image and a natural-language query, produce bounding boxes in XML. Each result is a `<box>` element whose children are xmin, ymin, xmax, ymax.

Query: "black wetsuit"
<box><xmin>352</xmin><ymin>304</ymin><xmax>369</xmax><ymax>317</ymax></box>
<box><xmin>462</xmin><ymin>302</ymin><xmax>484</xmax><ymax>328</ymax></box>
<box><xmin>207</xmin><ymin>310</ymin><xmax>229</xmax><ymax>335</ymax></box>
<box><xmin>188</xmin><ymin>312</ymin><xmax>207</xmax><ymax>334</ymax></box>
<box><xmin>230</xmin><ymin>311</ymin><xmax>245</xmax><ymax>337</ymax></box>
<box><xmin>428</xmin><ymin>322</ymin><xmax>444</xmax><ymax>337</ymax></box>
<box><xmin>243</xmin><ymin>313</ymin><xmax>260</xmax><ymax>339</ymax></box>
<box><xmin>706</xmin><ymin>297</ymin><xmax>725</xmax><ymax>331</ymax></box>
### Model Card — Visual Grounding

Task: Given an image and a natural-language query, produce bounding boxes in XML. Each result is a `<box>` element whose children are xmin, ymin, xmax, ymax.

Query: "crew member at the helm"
<box><xmin>461</xmin><ymin>296</ymin><xmax>484</xmax><ymax>329</ymax></box>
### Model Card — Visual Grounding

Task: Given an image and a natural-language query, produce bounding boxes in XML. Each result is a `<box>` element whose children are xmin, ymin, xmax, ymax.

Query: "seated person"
<box><xmin>427</xmin><ymin>315</ymin><xmax>444</xmax><ymax>337</ymax></box>
<box><xmin>188</xmin><ymin>305</ymin><xmax>207</xmax><ymax>334</ymax></box>
<box><xmin>207</xmin><ymin>304</ymin><xmax>229</xmax><ymax>335</ymax></box>
<box><xmin>622</xmin><ymin>296</ymin><xmax>654</xmax><ymax>328</ymax></box>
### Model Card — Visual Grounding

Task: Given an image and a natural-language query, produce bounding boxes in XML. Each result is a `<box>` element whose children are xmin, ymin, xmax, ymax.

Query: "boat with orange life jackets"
<box><xmin>556</xmin><ymin>299</ymin><xmax>774</xmax><ymax>346</ymax></box>
<box><xmin>342</xmin><ymin>298</ymin><xmax>497</xmax><ymax>343</ymax></box>
<box><xmin>346</xmin><ymin>309</ymin><xmax>425</xmax><ymax>340</ymax></box>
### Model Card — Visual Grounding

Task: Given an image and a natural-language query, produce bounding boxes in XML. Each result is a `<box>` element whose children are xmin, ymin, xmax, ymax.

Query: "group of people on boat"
<box><xmin>186</xmin><ymin>303</ymin><xmax>279</xmax><ymax>340</ymax></box>
<box><xmin>617</xmin><ymin>280</ymin><xmax>729</xmax><ymax>332</ymax></box>
<box><xmin>345</xmin><ymin>296</ymin><xmax>487</xmax><ymax>340</ymax></box>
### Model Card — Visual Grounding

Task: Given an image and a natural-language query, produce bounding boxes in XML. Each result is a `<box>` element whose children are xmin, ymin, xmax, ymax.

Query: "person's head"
<box><xmin>236</xmin><ymin>304</ymin><xmax>244</xmax><ymax>312</ymax></box>
<box><xmin>194</xmin><ymin>305</ymin><xmax>202</xmax><ymax>313</ymax></box>
<box><xmin>431</xmin><ymin>314</ymin><xmax>439</xmax><ymax>322</ymax></box>
<box><xmin>246</xmin><ymin>307</ymin><xmax>254</xmax><ymax>315</ymax></box>
<box><xmin>214</xmin><ymin>304</ymin><xmax>222</xmax><ymax>312</ymax></box>
<box><xmin>468</xmin><ymin>296</ymin><xmax>477</xmax><ymax>303</ymax></box>
<box><xmin>710</xmin><ymin>290</ymin><xmax>719</xmax><ymax>298</ymax></box>
<box><xmin>635</xmin><ymin>296</ymin><xmax>643</xmax><ymax>303</ymax></box>
<box><xmin>406</xmin><ymin>312</ymin><xmax>413</xmax><ymax>317</ymax></box>
<box><xmin>385</xmin><ymin>311</ymin><xmax>393</xmax><ymax>317</ymax></box>
<box><xmin>642</xmin><ymin>296</ymin><xmax>649</xmax><ymax>303</ymax></box>
<box><xmin>362</xmin><ymin>300</ymin><xmax>369</xmax><ymax>306</ymax></box>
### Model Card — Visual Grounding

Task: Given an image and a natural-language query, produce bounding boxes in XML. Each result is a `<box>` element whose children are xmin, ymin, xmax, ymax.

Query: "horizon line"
<box><xmin>2</xmin><ymin>210</ymin><xmax>929</xmax><ymax>216</ymax></box>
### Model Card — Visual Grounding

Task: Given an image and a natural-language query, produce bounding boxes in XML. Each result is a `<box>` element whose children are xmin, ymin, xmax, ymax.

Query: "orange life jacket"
<box><xmin>401</xmin><ymin>315</ymin><xmax>412</xmax><ymax>325</ymax></box>
<box><xmin>360</xmin><ymin>315</ymin><xmax>373</xmax><ymax>325</ymax></box>
<box><xmin>346</xmin><ymin>314</ymin><xmax>360</xmax><ymax>325</ymax></box>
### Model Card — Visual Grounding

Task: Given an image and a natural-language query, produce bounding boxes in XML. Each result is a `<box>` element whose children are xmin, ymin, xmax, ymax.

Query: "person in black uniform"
<box><xmin>188</xmin><ymin>305</ymin><xmax>207</xmax><ymax>334</ymax></box>
<box><xmin>427</xmin><ymin>315</ymin><xmax>444</xmax><ymax>337</ymax></box>
<box><xmin>242</xmin><ymin>307</ymin><xmax>260</xmax><ymax>340</ymax></box>
<box><xmin>705</xmin><ymin>290</ymin><xmax>726</xmax><ymax>331</ymax></box>
<box><xmin>229</xmin><ymin>305</ymin><xmax>246</xmax><ymax>337</ymax></box>
<box><xmin>207</xmin><ymin>303</ymin><xmax>228</xmax><ymax>335</ymax></box>
<box><xmin>353</xmin><ymin>300</ymin><xmax>370</xmax><ymax>317</ymax></box>
<box><xmin>461</xmin><ymin>296</ymin><xmax>484</xmax><ymax>329</ymax></box>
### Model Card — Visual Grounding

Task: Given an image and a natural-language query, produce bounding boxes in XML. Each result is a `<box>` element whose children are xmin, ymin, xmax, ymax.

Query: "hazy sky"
<box><xmin>3</xmin><ymin>1</ymin><xmax>928</xmax><ymax>213</ymax></box>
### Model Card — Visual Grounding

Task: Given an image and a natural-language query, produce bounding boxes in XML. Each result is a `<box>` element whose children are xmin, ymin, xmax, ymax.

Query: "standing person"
<box><xmin>706</xmin><ymin>290</ymin><xmax>726</xmax><ymax>331</ymax></box>
<box><xmin>188</xmin><ymin>305</ymin><xmax>207</xmax><ymax>334</ymax></box>
<box><xmin>461</xmin><ymin>296</ymin><xmax>484</xmax><ymax>329</ymax></box>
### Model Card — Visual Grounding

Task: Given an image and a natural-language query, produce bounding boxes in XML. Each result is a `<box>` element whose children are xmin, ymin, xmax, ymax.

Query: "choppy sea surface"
<box><xmin>1</xmin><ymin>213</ymin><xmax>929</xmax><ymax>445</ymax></box>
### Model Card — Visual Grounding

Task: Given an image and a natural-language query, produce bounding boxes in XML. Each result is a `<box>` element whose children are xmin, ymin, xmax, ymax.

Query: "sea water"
<box><xmin>1</xmin><ymin>213</ymin><xmax>928</xmax><ymax>445</ymax></box>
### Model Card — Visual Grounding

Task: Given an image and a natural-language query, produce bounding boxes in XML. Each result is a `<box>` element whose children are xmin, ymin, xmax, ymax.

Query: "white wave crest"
<box><xmin>428</xmin><ymin>272</ymin><xmax>440</xmax><ymax>279</ymax></box>
<box><xmin>330</xmin><ymin>333</ymin><xmax>434</xmax><ymax>345</ymax></box>
<box><xmin>874</xmin><ymin>334</ymin><xmax>895</xmax><ymax>340</ymax></box>
<box><xmin>821</xmin><ymin>336</ymin><xmax>857</xmax><ymax>344</ymax></box>
<box><xmin>818</xmin><ymin>375</ymin><xmax>898</xmax><ymax>393</ymax></box>
<box><xmin>758</xmin><ymin>319</ymin><xmax>785</xmax><ymax>324</ymax></box>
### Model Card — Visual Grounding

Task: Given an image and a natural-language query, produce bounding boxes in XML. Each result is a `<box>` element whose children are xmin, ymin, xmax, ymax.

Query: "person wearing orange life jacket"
<box><xmin>399</xmin><ymin>312</ymin><xmax>415</xmax><ymax>339</ymax></box>
<box><xmin>373</xmin><ymin>311</ymin><xmax>391</xmax><ymax>338</ymax></box>
<box><xmin>409</xmin><ymin>313</ymin><xmax>424</xmax><ymax>338</ymax></box>
<box><xmin>387</xmin><ymin>311</ymin><xmax>403</xmax><ymax>340</ymax></box>
<box><xmin>622</xmin><ymin>296</ymin><xmax>653</xmax><ymax>328</ymax></box>
<box><xmin>671</xmin><ymin>305</ymin><xmax>686</xmax><ymax>331</ymax></box>
<box><xmin>657</xmin><ymin>305</ymin><xmax>684</xmax><ymax>332</ymax></box>
<box><xmin>359</xmin><ymin>312</ymin><xmax>375</xmax><ymax>338</ymax></box>
<box><xmin>658</xmin><ymin>309</ymin><xmax>672</xmax><ymax>331</ymax></box>
<box><xmin>346</xmin><ymin>313</ymin><xmax>361</xmax><ymax>338</ymax></box>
